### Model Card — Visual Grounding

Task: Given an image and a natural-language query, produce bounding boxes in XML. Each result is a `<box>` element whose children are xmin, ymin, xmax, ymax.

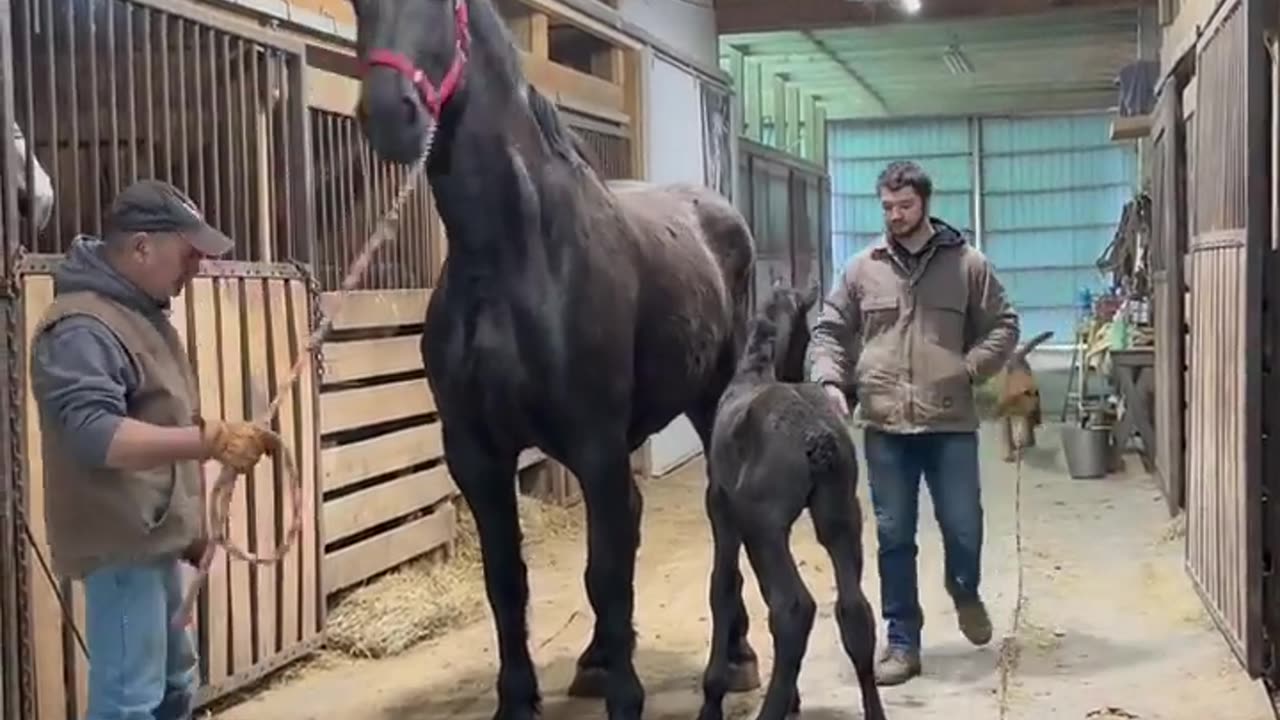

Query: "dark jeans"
<box><xmin>864</xmin><ymin>428</ymin><xmax>983</xmax><ymax>651</ymax></box>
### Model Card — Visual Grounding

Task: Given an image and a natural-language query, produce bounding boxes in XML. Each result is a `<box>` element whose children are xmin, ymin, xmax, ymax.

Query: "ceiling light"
<box><xmin>900</xmin><ymin>0</ymin><xmax>922</xmax><ymax>13</ymax></box>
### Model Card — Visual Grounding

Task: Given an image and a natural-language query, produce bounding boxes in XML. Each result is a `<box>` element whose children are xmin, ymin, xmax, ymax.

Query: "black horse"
<box><xmin>701</xmin><ymin>285</ymin><xmax>885</xmax><ymax>720</ymax></box>
<box><xmin>350</xmin><ymin>0</ymin><xmax>759</xmax><ymax>717</ymax></box>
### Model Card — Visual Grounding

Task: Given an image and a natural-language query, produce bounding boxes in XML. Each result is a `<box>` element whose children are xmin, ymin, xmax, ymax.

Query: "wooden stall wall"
<box><xmin>4</xmin><ymin>0</ymin><xmax>321</xmax><ymax>714</ymax></box>
<box><xmin>1183</xmin><ymin>0</ymin><xmax>1266</xmax><ymax>677</ymax></box>
<box><xmin>317</xmin><ymin>289</ymin><xmax>458</xmax><ymax>596</ymax></box>
<box><xmin>1150</xmin><ymin>80</ymin><xmax>1188</xmax><ymax>516</ymax></box>
<box><xmin>17</xmin><ymin>261</ymin><xmax>324</xmax><ymax>719</ymax></box>
<box><xmin>739</xmin><ymin>138</ymin><xmax>831</xmax><ymax>311</ymax></box>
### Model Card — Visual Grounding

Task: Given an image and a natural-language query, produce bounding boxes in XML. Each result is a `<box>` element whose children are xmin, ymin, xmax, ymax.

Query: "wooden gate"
<box><xmin>1183</xmin><ymin>0</ymin><xmax>1266</xmax><ymax>676</ymax></box>
<box><xmin>3</xmin><ymin>0</ymin><xmax>324</xmax><ymax>714</ymax></box>
<box><xmin>1149</xmin><ymin>80</ymin><xmax>1187</xmax><ymax>515</ymax></box>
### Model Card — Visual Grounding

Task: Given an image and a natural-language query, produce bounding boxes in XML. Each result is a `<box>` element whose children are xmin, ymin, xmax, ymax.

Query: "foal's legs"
<box><xmin>689</xmin><ymin>405</ymin><xmax>760</xmax><ymax>691</ymax></box>
<box><xmin>697</xmin><ymin>485</ymin><xmax>746</xmax><ymax>720</ymax></box>
<box><xmin>741</xmin><ymin>517</ymin><xmax>815</xmax><ymax>720</ymax></box>
<box><xmin>443</xmin><ymin>431</ymin><xmax>537</xmax><ymax>720</ymax></box>
<box><xmin>810</xmin><ymin>471</ymin><xmax>887</xmax><ymax>720</ymax></box>
<box><xmin>567</xmin><ymin>439</ymin><xmax>646</xmax><ymax>720</ymax></box>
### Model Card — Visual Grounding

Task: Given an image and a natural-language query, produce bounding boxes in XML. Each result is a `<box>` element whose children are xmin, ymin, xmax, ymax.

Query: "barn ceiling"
<box><xmin>719</xmin><ymin>5</ymin><xmax>1142</xmax><ymax>120</ymax></box>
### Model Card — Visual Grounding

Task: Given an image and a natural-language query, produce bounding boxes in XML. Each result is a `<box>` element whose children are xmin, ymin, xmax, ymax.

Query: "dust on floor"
<box><xmin>212</xmin><ymin>425</ymin><xmax>1274</xmax><ymax>720</ymax></box>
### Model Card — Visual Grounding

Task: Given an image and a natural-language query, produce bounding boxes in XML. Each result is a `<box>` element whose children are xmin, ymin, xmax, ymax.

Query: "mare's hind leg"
<box><xmin>741</xmin><ymin>520</ymin><xmax>815</xmax><ymax>720</ymax></box>
<box><xmin>444</xmin><ymin>431</ymin><xmax>539</xmax><ymax>720</ymax></box>
<box><xmin>810</xmin><ymin>474</ymin><xmax>887</xmax><ymax>720</ymax></box>
<box><xmin>698</xmin><ymin>485</ymin><xmax>748</xmax><ymax>720</ymax></box>
<box><xmin>689</xmin><ymin>405</ymin><xmax>761</xmax><ymax>693</ymax></box>
<box><xmin>565</xmin><ymin>438</ymin><xmax>645</xmax><ymax>720</ymax></box>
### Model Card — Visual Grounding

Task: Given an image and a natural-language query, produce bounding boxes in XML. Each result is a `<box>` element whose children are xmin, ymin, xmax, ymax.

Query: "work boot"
<box><xmin>957</xmin><ymin>598</ymin><xmax>993</xmax><ymax>646</ymax></box>
<box><xmin>874</xmin><ymin>646</ymin><xmax>921</xmax><ymax>686</ymax></box>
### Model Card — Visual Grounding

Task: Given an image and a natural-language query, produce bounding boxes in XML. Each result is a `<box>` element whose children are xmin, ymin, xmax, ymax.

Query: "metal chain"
<box><xmin>6</xmin><ymin>243</ymin><xmax>42</xmax><ymax>714</ymax></box>
<box><xmin>289</xmin><ymin>258</ymin><xmax>326</xmax><ymax>383</ymax></box>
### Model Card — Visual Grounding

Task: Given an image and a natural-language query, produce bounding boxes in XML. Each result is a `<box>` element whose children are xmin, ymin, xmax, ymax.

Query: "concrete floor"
<box><xmin>214</xmin><ymin>423</ymin><xmax>1274</xmax><ymax>720</ymax></box>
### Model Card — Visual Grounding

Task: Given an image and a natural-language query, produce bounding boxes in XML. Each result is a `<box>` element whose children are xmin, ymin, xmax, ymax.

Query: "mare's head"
<box><xmin>351</xmin><ymin>0</ymin><xmax>518</xmax><ymax>164</ymax></box>
<box><xmin>743</xmin><ymin>283</ymin><xmax>821</xmax><ymax>383</ymax></box>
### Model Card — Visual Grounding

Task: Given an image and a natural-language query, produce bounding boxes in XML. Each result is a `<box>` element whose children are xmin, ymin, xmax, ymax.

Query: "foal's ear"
<box><xmin>799</xmin><ymin>282</ymin><xmax>821</xmax><ymax>311</ymax></box>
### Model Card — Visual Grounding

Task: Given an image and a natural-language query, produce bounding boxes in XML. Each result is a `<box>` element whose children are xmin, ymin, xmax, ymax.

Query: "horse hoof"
<box><xmin>492</xmin><ymin>704</ymin><xmax>540</xmax><ymax>720</ymax></box>
<box><xmin>726</xmin><ymin>659</ymin><xmax>761</xmax><ymax>692</ymax></box>
<box><xmin>566</xmin><ymin>666</ymin><xmax>609</xmax><ymax>698</ymax></box>
<box><xmin>696</xmin><ymin>705</ymin><xmax>724</xmax><ymax>720</ymax></box>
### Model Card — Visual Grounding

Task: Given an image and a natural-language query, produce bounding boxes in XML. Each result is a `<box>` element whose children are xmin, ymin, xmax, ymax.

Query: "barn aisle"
<box><xmin>212</xmin><ymin>424</ymin><xmax>1270</xmax><ymax>720</ymax></box>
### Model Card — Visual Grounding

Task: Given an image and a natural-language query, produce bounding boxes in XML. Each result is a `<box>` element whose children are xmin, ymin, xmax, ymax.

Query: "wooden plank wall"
<box><xmin>1182</xmin><ymin>0</ymin><xmax>1264</xmax><ymax>677</ymax></box>
<box><xmin>1150</xmin><ymin>81</ymin><xmax>1188</xmax><ymax>516</ymax></box>
<box><xmin>19</xmin><ymin>267</ymin><xmax>324</xmax><ymax>719</ymax></box>
<box><xmin>317</xmin><ymin>289</ymin><xmax>460</xmax><ymax>596</ymax></box>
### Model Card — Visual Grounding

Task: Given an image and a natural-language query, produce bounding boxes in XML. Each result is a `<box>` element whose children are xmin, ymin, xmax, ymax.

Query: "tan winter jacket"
<box><xmin>809</xmin><ymin>221</ymin><xmax>1020</xmax><ymax>434</ymax></box>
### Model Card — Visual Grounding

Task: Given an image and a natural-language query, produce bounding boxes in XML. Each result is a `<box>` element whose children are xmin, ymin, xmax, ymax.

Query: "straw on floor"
<box><xmin>325</xmin><ymin>494</ymin><xmax>584</xmax><ymax>659</ymax></box>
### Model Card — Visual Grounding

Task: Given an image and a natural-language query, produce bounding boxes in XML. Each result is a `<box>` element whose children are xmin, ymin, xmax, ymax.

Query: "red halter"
<box><xmin>360</xmin><ymin>0</ymin><xmax>472</xmax><ymax>119</ymax></box>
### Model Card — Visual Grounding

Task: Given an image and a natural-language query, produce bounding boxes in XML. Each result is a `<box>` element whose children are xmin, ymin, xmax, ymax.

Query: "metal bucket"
<box><xmin>1061</xmin><ymin>425</ymin><xmax>1111</xmax><ymax>479</ymax></box>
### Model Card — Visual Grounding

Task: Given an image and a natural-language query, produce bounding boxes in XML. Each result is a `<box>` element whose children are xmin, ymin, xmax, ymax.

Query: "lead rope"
<box><xmin>171</xmin><ymin>125</ymin><xmax>437</xmax><ymax>629</ymax></box>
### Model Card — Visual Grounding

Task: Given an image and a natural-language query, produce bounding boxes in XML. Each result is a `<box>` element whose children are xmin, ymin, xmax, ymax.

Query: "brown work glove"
<box><xmin>180</xmin><ymin>535</ymin><xmax>210</xmax><ymax>567</ymax></box>
<box><xmin>200</xmin><ymin>419</ymin><xmax>282</xmax><ymax>473</ymax></box>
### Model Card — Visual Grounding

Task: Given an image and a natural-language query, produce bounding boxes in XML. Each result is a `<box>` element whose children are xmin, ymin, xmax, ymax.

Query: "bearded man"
<box><xmin>809</xmin><ymin>160</ymin><xmax>1020</xmax><ymax>685</ymax></box>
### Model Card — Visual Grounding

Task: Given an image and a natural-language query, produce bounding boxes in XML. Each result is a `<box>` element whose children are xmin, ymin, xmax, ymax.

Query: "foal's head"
<box><xmin>351</xmin><ymin>0</ymin><xmax>519</xmax><ymax>164</ymax></box>
<box><xmin>743</xmin><ymin>284</ymin><xmax>821</xmax><ymax>383</ymax></box>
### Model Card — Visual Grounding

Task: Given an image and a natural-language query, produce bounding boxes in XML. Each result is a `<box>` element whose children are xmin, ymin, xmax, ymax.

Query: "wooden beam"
<box><xmin>716</xmin><ymin>0</ymin><xmax>1145</xmax><ymax>35</ymax></box>
<box><xmin>1110</xmin><ymin>113</ymin><xmax>1152</xmax><ymax>140</ymax></box>
<box><xmin>799</xmin><ymin>29</ymin><xmax>889</xmax><ymax>116</ymax></box>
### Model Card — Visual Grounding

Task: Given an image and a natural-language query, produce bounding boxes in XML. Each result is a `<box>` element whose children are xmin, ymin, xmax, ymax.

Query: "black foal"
<box><xmin>699</xmin><ymin>285</ymin><xmax>886</xmax><ymax>720</ymax></box>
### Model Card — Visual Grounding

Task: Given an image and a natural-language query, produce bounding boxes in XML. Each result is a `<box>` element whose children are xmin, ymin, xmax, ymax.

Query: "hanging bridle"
<box><xmin>360</xmin><ymin>0</ymin><xmax>472</xmax><ymax>119</ymax></box>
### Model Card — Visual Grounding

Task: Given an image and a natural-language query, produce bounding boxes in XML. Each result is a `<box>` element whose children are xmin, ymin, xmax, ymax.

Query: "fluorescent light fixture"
<box><xmin>943</xmin><ymin>45</ymin><xmax>974</xmax><ymax>74</ymax></box>
<box><xmin>900</xmin><ymin>0</ymin><xmax>922</xmax><ymax>13</ymax></box>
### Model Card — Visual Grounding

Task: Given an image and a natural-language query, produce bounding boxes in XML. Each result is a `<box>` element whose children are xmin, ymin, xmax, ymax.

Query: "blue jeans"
<box><xmin>864</xmin><ymin>429</ymin><xmax>983</xmax><ymax>651</ymax></box>
<box><xmin>83</xmin><ymin>558</ymin><xmax>198</xmax><ymax>720</ymax></box>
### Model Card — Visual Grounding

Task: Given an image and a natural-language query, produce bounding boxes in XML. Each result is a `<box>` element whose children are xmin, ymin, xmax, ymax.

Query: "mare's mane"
<box><xmin>525</xmin><ymin>84</ymin><xmax>604</xmax><ymax>178</ymax></box>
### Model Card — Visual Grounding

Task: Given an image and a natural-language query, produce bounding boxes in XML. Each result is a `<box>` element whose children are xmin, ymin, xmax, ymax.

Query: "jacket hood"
<box><xmin>54</xmin><ymin>236</ymin><xmax>170</xmax><ymax>319</ymax></box>
<box><xmin>927</xmin><ymin>217</ymin><xmax>966</xmax><ymax>247</ymax></box>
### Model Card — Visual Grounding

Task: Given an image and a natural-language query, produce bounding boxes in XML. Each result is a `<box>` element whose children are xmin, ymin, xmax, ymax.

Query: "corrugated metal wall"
<box><xmin>827</xmin><ymin>114</ymin><xmax>1137</xmax><ymax>340</ymax></box>
<box><xmin>981</xmin><ymin>115</ymin><xmax>1137</xmax><ymax>338</ymax></box>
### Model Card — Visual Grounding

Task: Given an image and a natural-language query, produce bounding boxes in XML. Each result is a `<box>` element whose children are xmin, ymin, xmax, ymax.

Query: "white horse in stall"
<box><xmin>11</xmin><ymin>120</ymin><xmax>54</xmax><ymax>232</ymax></box>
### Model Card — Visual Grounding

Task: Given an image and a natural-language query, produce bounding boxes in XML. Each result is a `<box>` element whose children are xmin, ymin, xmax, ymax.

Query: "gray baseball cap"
<box><xmin>104</xmin><ymin>179</ymin><xmax>234</xmax><ymax>257</ymax></box>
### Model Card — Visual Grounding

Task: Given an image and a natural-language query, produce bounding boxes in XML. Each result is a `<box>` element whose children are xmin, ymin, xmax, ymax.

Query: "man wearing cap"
<box><xmin>29</xmin><ymin>179</ymin><xmax>280</xmax><ymax>720</ymax></box>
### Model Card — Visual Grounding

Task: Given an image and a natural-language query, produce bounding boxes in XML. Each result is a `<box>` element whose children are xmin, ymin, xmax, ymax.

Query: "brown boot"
<box><xmin>874</xmin><ymin>646</ymin><xmax>921</xmax><ymax>686</ymax></box>
<box><xmin>957</xmin><ymin>599</ymin><xmax>993</xmax><ymax>646</ymax></box>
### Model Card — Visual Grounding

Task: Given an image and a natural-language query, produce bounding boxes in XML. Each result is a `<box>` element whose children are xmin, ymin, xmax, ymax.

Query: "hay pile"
<box><xmin>325</xmin><ymin>495</ymin><xmax>583</xmax><ymax>659</ymax></box>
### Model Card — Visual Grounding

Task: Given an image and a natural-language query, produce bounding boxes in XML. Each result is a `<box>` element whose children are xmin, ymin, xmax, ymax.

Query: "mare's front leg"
<box><xmin>445</xmin><ymin>428</ymin><xmax>538</xmax><ymax>720</ymax></box>
<box><xmin>567</xmin><ymin>438</ymin><xmax>645</xmax><ymax>720</ymax></box>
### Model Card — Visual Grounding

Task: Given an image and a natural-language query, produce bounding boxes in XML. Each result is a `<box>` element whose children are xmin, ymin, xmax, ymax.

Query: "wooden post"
<box><xmin>743</xmin><ymin>58</ymin><xmax>763</xmax><ymax>143</ymax></box>
<box><xmin>770</xmin><ymin>74</ymin><xmax>786</xmax><ymax>149</ymax></box>
<box><xmin>784</xmin><ymin>84</ymin><xmax>801</xmax><ymax>157</ymax></box>
<box><xmin>623</xmin><ymin>47</ymin><xmax>647</xmax><ymax>179</ymax></box>
<box><xmin>813</xmin><ymin>104</ymin><xmax>828</xmax><ymax>168</ymax></box>
<box><xmin>529</xmin><ymin>12</ymin><xmax>549</xmax><ymax>59</ymax></box>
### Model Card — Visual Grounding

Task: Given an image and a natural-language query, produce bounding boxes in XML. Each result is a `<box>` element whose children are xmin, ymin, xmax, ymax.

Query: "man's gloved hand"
<box><xmin>822</xmin><ymin>382</ymin><xmax>850</xmax><ymax>419</ymax></box>
<box><xmin>181</xmin><ymin>536</ymin><xmax>210</xmax><ymax>567</ymax></box>
<box><xmin>200</xmin><ymin>419</ymin><xmax>282</xmax><ymax>473</ymax></box>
